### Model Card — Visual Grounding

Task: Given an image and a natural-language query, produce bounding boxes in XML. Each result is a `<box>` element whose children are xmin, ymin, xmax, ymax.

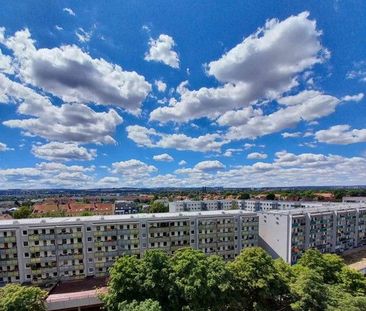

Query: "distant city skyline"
<box><xmin>0</xmin><ymin>1</ymin><xmax>366</xmax><ymax>189</ymax></box>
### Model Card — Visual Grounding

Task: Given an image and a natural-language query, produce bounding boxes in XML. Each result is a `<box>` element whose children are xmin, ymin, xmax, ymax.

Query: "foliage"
<box><xmin>12</xmin><ymin>205</ymin><xmax>32</xmax><ymax>219</ymax></box>
<box><xmin>117</xmin><ymin>299</ymin><xmax>162</xmax><ymax>311</ymax></box>
<box><xmin>146</xmin><ymin>202</ymin><xmax>168</xmax><ymax>213</ymax></box>
<box><xmin>238</xmin><ymin>192</ymin><xmax>250</xmax><ymax>200</ymax></box>
<box><xmin>266</xmin><ymin>193</ymin><xmax>276</xmax><ymax>200</ymax></box>
<box><xmin>290</xmin><ymin>265</ymin><xmax>329</xmax><ymax>311</ymax></box>
<box><xmin>0</xmin><ymin>284</ymin><xmax>47</xmax><ymax>311</ymax></box>
<box><xmin>103</xmin><ymin>247</ymin><xmax>366</xmax><ymax>311</ymax></box>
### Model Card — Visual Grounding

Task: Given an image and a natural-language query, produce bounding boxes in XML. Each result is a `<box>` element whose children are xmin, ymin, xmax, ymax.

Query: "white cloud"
<box><xmin>341</xmin><ymin>93</ymin><xmax>364</xmax><ymax>102</ymax></box>
<box><xmin>96</xmin><ymin>176</ymin><xmax>120</xmax><ymax>187</ymax></box>
<box><xmin>247</xmin><ymin>152</ymin><xmax>268</xmax><ymax>159</ymax></box>
<box><xmin>126</xmin><ymin>125</ymin><xmax>228</xmax><ymax>152</ymax></box>
<box><xmin>75</xmin><ymin>27</ymin><xmax>93</xmax><ymax>43</ymax></box>
<box><xmin>1</xmin><ymin>74</ymin><xmax>123</xmax><ymax>144</ymax></box>
<box><xmin>0</xmin><ymin>162</ymin><xmax>94</xmax><ymax>189</ymax></box>
<box><xmin>178</xmin><ymin>160</ymin><xmax>187</xmax><ymax>166</ymax></box>
<box><xmin>150</xmin><ymin>12</ymin><xmax>327</xmax><ymax>123</ymax></box>
<box><xmin>55</xmin><ymin>25</ymin><xmax>63</xmax><ymax>31</ymax></box>
<box><xmin>153</xmin><ymin>153</ymin><xmax>174</xmax><ymax>162</ymax></box>
<box><xmin>154</xmin><ymin>80</ymin><xmax>167</xmax><ymax>92</ymax></box>
<box><xmin>111</xmin><ymin>159</ymin><xmax>157</xmax><ymax>178</ymax></box>
<box><xmin>63</xmin><ymin>8</ymin><xmax>76</xmax><ymax>16</ymax></box>
<box><xmin>0</xmin><ymin>142</ymin><xmax>12</xmax><ymax>152</ymax></box>
<box><xmin>216</xmin><ymin>107</ymin><xmax>262</xmax><ymax>127</ymax></box>
<box><xmin>226</xmin><ymin>90</ymin><xmax>340</xmax><ymax>140</ymax></box>
<box><xmin>223</xmin><ymin>148</ymin><xmax>243</xmax><ymax>157</ymax></box>
<box><xmin>0</xmin><ymin>27</ymin><xmax>151</xmax><ymax>114</ymax></box>
<box><xmin>194</xmin><ymin>160</ymin><xmax>225</xmax><ymax>171</ymax></box>
<box><xmin>145</xmin><ymin>34</ymin><xmax>180</xmax><ymax>68</ymax></box>
<box><xmin>0</xmin><ymin>49</ymin><xmax>14</xmax><ymax>74</ymax></box>
<box><xmin>32</xmin><ymin>142</ymin><xmax>97</xmax><ymax>161</ymax></box>
<box><xmin>315</xmin><ymin>125</ymin><xmax>366</xmax><ymax>145</ymax></box>
<box><xmin>346</xmin><ymin>61</ymin><xmax>366</xmax><ymax>83</ymax></box>
<box><xmin>244</xmin><ymin>143</ymin><xmax>255</xmax><ymax>150</ymax></box>
<box><xmin>282</xmin><ymin>132</ymin><xmax>302</xmax><ymax>138</ymax></box>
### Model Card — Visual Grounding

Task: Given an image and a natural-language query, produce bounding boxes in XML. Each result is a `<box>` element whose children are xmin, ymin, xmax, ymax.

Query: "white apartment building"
<box><xmin>259</xmin><ymin>204</ymin><xmax>366</xmax><ymax>264</ymax></box>
<box><xmin>0</xmin><ymin>210</ymin><xmax>258</xmax><ymax>286</ymax></box>
<box><xmin>238</xmin><ymin>200</ymin><xmax>324</xmax><ymax>212</ymax></box>
<box><xmin>169</xmin><ymin>200</ymin><xmax>236</xmax><ymax>212</ymax></box>
<box><xmin>343</xmin><ymin>196</ymin><xmax>366</xmax><ymax>203</ymax></box>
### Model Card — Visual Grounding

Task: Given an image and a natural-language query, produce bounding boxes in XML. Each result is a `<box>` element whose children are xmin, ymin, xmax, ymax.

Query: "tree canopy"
<box><xmin>0</xmin><ymin>284</ymin><xmax>47</xmax><ymax>311</ymax></box>
<box><xmin>102</xmin><ymin>247</ymin><xmax>366</xmax><ymax>311</ymax></box>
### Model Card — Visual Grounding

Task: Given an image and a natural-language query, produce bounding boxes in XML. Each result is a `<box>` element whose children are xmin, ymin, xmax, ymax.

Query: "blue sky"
<box><xmin>0</xmin><ymin>0</ymin><xmax>365</xmax><ymax>189</ymax></box>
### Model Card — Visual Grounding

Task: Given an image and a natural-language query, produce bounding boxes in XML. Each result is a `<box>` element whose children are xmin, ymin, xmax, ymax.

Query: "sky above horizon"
<box><xmin>0</xmin><ymin>0</ymin><xmax>366</xmax><ymax>189</ymax></box>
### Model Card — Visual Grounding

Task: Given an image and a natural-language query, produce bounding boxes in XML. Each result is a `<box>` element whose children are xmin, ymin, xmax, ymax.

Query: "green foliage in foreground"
<box><xmin>102</xmin><ymin>247</ymin><xmax>366</xmax><ymax>311</ymax></box>
<box><xmin>0</xmin><ymin>283</ymin><xmax>47</xmax><ymax>311</ymax></box>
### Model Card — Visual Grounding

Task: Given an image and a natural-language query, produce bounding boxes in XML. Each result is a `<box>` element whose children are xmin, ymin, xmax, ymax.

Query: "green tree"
<box><xmin>327</xmin><ymin>286</ymin><xmax>366</xmax><ymax>311</ymax></box>
<box><xmin>266</xmin><ymin>193</ymin><xmax>276</xmax><ymax>200</ymax></box>
<box><xmin>0</xmin><ymin>284</ymin><xmax>47</xmax><ymax>311</ymax></box>
<box><xmin>290</xmin><ymin>265</ymin><xmax>329</xmax><ymax>311</ymax></box>
<box><xmin>228</xmin><ymin>247</ymin><xmax>286</xmax><ymax>311</ymax></box>
<box><xmin>147</xmin><ymin>202</ymin><xmax>168</xmax><ymax>213</ymax></box>
<box><xmin>117</xmin><ymin>299</ymin><xmax>162</xmax><ymax>311</ymax></box>
<box><xmin>238</xmin><ymin>192</ymin><xmax>250</xmax><ymax>200</ymax></box>
<box><xmin>169</xmin><ymin>248</ymin><xmax>232</xmax><ymax>311</ymax></box>
<box><xmin>337</xmin><ymin>266</ymin><xmax>366</xmax><ymax>295</ymax></box>
<box><xmin>296</xmin><ymin>249</ymin><xmax>344</xmax><ymax>284</ymax></box>
<box><xmin>12</xmin><ymin>206</ymin><xmax>32</xmax><ymax>219</ymax></box>
<box><xmin>139</xmin><ymin>250</ymin><xmax>172</xmax><ymax>309</ymax></box>
<box><xmin>102</xmin><ymin>255</ymin><xmax>144</xmax><ymax>311</ymax></box>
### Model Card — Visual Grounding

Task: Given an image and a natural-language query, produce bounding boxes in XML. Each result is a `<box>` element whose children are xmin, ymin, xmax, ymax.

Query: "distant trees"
<box><xmin>266</xmin><ymin>193</ymin><xmax>276</xmax><ymax>200</ymax></box>
<box><xmin>0</xmin><ymin>284</ymin><xmax>47</xmax><ymax>311</ymax></box>
<box><xmin>146</xmin><ymin>202</ymin><xmax>168</xmax><ymax>213</ymax></box>
<box><xmin>12</xmin><ymin>206</ymin><xmax>32</xmax><ymax>219</ymax></box>
<box><xmin>238</xmin><ymin>192</ymin><xmax>250</xmax><ymax>200</ymax></box>
<box><xmin>102</xmin><ymin>248</ymin><xmax>366</xmax><ymax>311</ymax></box>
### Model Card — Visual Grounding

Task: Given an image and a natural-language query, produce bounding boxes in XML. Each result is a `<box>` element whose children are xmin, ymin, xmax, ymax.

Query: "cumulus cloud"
<box><xmin>315</xmin><ymin>125</ymin><xmax>366</xmax><ymax>145</ymax></box>
<box><xmin>0</xmin><ymin>162</ymin><xmax>94</xmax><ymax>189</ymax></box>
<box><xmin>0</xmin><ymin>142</ymin><xmax>12</xmax><ymax>152</ymax></box>
<box><xmin>126</xmin><ymin>125</ymin><xmax>228</xmax><ymax>152</ymax></box>
<box><xmin>226</xmin><ymin>90</ymin><xmax>340</xmax><ymax>140</ymax></box>
<box><xmin>150</xmin><ymin>12</ymin><xmax>327</xmax><ymax>123</ymax></box>
<box><xmin>63</xmin><ymin>8</ymin><xmax>76</xmax><ymax>16</ymax></box>
<box><xmin>153</xmin><ymin>153</ymin><xmax>174</xmax><ymax>162</ymax></box>
<box><xmin>178</xmin><ymin>160</ymin><xmax>187</xmax><ymax>166</ymax></box>
<box><xmin>32</xmin><ymin>142</ymin><xmax>97</xmax><ymax>161</ymax></box>
<box><xmin>145</xmin><ymin>34</ymin><xmax>180</xmax><ymax>68</ymax></box>
<box><xmin>1</xmin><ymin>74</ymin><xmax>123</xmax><ymax>144</ymax></box>
<box><xmin>154</xmin><ymin>80</ymin><xmax>167</xmax><ymax>92</ymax></box>
<box><xmin>194</xmin><ymin>160</ymin><xmax>225</xmax><ymax>171</ymax></box>
<box><xmin>341</xmin><ymin>93</ymin><xmax>364</xmax><ymax>102</ymax></box>
<box><xmin>0</xmin><ymin>49</ymin><xmax>13</xmax><ymax>74</ymax></box>
<box><xmin>282</xmin><ymin>132</ymin><xmax>302</xmax><ymax>138</ymax></box>
<box><xmin>247</xmin><ymin>152</ymin><xmax>268</xmax><ymax>159</ymax></box>
<box><xmin>111</xmin><ymin>159</ymin><xmax>157</xmax><ymax>178</ymax></box>
<box><xmin>0</xmin><ymin>27</ymin><xmax>151</xmax><ymax>113</ymax></box>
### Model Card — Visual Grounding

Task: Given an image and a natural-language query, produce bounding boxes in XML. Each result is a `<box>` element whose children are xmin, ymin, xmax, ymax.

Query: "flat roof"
<box><xmin>0</xmin><ymin>209</ymin><xmax>256</xmax><ymax>226</ymax></box>
<box><xmin>261</xmin><ymin>203</ymin><xmax>366</xmax><ymax>216</ymax></box>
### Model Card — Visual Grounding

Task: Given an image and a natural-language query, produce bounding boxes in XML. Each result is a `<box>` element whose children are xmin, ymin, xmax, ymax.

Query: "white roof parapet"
<box><xmin>261</xmin><ymin>203</ymin><xmax>366</xmax><ymax>216</ymax></box>
<box><xmin>0</xmin><ymin>209</ymin><xmax>257</xmax><ymax>227</ymax></box>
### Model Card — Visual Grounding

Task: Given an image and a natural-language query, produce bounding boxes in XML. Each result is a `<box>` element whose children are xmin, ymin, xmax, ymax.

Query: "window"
<box><xmin>87</xmin><ymin>227</ymin><xmax>91</xmax><ymax>231</ymax></box>
<box><xmin>23</xmin><ymin>241</ymin><xmax>28</xmax><ymax>246</ymax></box>
<box><xmin>22</xmin><ymin>230</ymin><xmax>27</xmax><ymax>236</ymax></box>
